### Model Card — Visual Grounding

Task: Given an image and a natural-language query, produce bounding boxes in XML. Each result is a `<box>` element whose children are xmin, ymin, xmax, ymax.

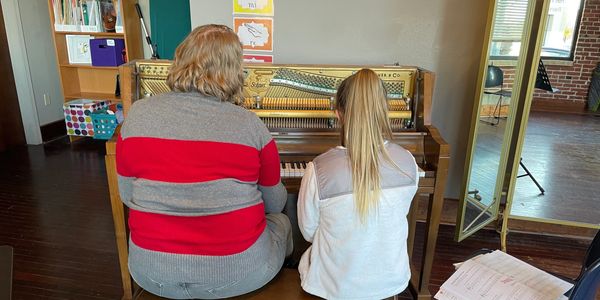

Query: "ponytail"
<box><xmin>336</xmin><ymin>69</ymin><xmax>395</xmax><ymax>223</ymax></box>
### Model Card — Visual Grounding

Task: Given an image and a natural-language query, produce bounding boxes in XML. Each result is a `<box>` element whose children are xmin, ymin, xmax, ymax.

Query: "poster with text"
<box><xmin>234</xmin><ymin>17</ymin><xmax>273</xmax><ymax>52</ymax></box>
<box><xmin>243</xmin><ymin>54</ymin><xmax>273</xmax><ymax>63</ymax></box>
<box><xmin>233</xmin><ymin>0</ymin><xmax>274</xmax><ymax>16</ymax></box>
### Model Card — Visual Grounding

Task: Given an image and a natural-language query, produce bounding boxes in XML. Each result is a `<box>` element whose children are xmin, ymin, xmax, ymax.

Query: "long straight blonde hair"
<box><xmin>336</xmin><ymin>69</ymin><xmax>395</xmax><ymax>223</ymax></box>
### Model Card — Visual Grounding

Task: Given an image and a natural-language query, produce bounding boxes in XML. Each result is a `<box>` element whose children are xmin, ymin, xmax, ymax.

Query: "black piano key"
<box><xmin>281</xmin><ymin>162</ymin><xmax>286</xmax><ymax>169</ymax></box>
<box><xmin>291</xmin><ymin>162</ymin><xmax>296</xmax><ymax>169</ymax></box>
<box><xmin>302</xmin><ymin>162</ymin><xmax>307</xmax><ymax>168</ymax></box>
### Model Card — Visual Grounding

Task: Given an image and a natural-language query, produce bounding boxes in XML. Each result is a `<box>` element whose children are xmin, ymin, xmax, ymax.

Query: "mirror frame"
<box><xmin>455</xmin><ymin>0</ymin><xmax>499</xmax><ymax>241</ymax></box>
<box><xmin>500</xmin><ymin>0</ymin><xmax>551</xmax><ymax>250</ymax></box>
<box><xmin>456</xmin><ymin>0</ymin><xmax>551</xmax><ymax>242</ymax></box>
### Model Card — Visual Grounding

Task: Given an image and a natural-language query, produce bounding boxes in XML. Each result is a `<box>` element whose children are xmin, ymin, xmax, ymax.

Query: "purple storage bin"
<box><xmin>90</xmin><ymin>38</ymin><xmax>126</xmax><ymax>67</ymax></box>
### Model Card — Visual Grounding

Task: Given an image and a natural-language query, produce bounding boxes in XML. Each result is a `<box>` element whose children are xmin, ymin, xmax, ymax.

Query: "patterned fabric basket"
<box><xmin>91</xmin><ymin>104</ymin><xmax>123</xmax><ymax>140</ymax></box>
<box><xmin>63</xmin><ymin>99</ymin><xmax>110</xmax><ymax>137</ymax></box>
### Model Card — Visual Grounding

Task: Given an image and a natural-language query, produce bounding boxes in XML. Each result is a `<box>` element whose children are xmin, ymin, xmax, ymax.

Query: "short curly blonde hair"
<box><xmin>166</xmin><ymin>24</ymin><xmax>244</xmax><ymax>105</ymax></box>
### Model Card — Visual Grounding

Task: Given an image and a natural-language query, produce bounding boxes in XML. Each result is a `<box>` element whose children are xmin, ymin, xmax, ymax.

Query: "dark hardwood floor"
<box><xmin>0</xmin><ymin>135</ymin><xmax>595</xmax><ymax>299</ymax></box>
<box><xmin>0</xmin><ymin>138</ymin><xmax>122</xmax><ymax>299</ymax></box>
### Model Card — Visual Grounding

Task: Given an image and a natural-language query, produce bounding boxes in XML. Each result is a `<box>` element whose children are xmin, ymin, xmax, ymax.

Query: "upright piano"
<box><xmin>105</xmin><ymin>60</ymin><xmax>449</xmax><ymax>300</ymax></box>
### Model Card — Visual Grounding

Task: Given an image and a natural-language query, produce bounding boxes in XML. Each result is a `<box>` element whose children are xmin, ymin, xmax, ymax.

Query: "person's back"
<box><xmin>297</xmin><ymin>69</ymin><xmax>419</xmax><ymax>300</ymax></box>
<box><xmin>116</xmin><ymin>25</ymin><xmax>292</xmax><ymax>299</ymax></box>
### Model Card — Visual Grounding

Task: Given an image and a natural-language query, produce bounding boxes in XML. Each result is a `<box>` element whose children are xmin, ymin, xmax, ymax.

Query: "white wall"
<box><xmin>190</xmin><ymin>0</ymin><xmax>490</xmax><ymax>198</ymax></box>
<box><xmin>18</xmin><ymin>0</ymin><xmax>64</xmax><ymax>126</ymax></box>
<box><xmin>138</xmin><ymin>0</ymin><xmax>152</xmax><ymax>59</ymax></box>
<box><xmin>1</xmin><ymin>0</ymin><xmax>42</xmax><ymax>144</ymax></box>
<box><xmin>1</xmin><ymin>0</ymin><xmax>68</xmax><ymax>144</ymax></box>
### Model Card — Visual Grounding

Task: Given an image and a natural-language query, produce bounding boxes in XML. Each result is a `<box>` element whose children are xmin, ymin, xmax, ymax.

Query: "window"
<box><xmin>490</xmin><ymin>0</ymin><xmax>584</xmax><ymax>60</ymax></box>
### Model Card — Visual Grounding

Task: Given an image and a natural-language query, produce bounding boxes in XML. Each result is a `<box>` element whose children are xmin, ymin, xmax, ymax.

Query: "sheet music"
<box><xmin>435</xmin><ymin>250</ymin><xmax>573</xmax><ymax>300</ymax></box>
<box><xmin>473</xmin><ymin>250</ymin><xmax>573</xmax><ymax>297</ymax></box>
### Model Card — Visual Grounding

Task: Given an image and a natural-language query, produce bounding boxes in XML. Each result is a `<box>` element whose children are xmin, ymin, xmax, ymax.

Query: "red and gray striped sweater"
<box><xmin>116</xmin><ymin>92</ymin><xmax>287</xmax><ymax>284</ymax></box>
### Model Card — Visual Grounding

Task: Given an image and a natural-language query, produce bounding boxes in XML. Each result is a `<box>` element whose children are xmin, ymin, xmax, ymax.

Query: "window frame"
<box><xmin>490</xmin><ymin>0</ymin><xmax>585</xmax><ymax>61</ymax></box>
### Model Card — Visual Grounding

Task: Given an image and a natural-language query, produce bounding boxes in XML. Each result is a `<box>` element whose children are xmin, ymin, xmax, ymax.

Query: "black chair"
<box><xmin>481</xmin><ymin>65</ymin><xmax>512</xmax><ymax>126</ymax></box>
<box><xmin>570</xmin><ymin>259</ymin><xmax>600</xmax><ymax>300</ymax></box>
<box><xmin>563</xmin><ymin>230</ymin><xmax>600</xmax><ymax>299</ymax></box>
<box><xmin>574</xmin><ymin>229</ymin><xmax>600</xmax><ymax>283</ymax></box>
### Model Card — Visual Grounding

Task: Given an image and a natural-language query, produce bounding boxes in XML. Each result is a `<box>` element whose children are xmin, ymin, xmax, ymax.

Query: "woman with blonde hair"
<box><xmin>116</xmin><ymin>24</ymin><xmax>292</xmax><ymax>299</ymax></box>
<box><xmin>297</xmin><ymin>69</ymin><xmax>419</xmax><ymax>299</ymax></box>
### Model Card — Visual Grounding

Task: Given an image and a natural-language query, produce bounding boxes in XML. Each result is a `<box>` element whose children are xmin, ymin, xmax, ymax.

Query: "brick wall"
<box><xmin>497</xmin><ymin>0</ymin><xmax>599</xmax><ymax>112</ymax></box>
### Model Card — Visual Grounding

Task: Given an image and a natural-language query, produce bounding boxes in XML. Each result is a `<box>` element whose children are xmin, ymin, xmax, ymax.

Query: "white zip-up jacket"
<box><xmin>298</xmin><ymin>143</ymin><xmax>419</xmax><ymax>300</ymax></box>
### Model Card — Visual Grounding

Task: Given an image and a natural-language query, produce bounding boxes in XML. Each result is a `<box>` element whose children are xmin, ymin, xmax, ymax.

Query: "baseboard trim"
<box><xmin>531</xmin><ymin>98</ymin><xmax>587</xmax><ymax>114</ymax></box>
<box><xmin>40</xmin><ymin>120</ymin><xmax>66</xmax><ymax>142</ymax></box>
<box><xmin>415</xmin><ymin>197</ymin><xmax>597</xmax><ymax>239</ymax></box>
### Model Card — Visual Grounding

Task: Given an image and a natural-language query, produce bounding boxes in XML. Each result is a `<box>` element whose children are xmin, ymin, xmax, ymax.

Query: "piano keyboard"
<box><xmin>280</xmin><ymin>161</ymin><xmax>426</xmax><ymax>178</ymax></box>
<box><xmin>281</xmin><ymin>161</ymin><xmax>309</xmax><ymax>178</ymax></box>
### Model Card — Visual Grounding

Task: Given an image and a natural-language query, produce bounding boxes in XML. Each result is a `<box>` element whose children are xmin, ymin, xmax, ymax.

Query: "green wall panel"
<box><xmin>149</xmin><ymin>0</ymin><xmax>191</xmax><ymax>60</ymax></box>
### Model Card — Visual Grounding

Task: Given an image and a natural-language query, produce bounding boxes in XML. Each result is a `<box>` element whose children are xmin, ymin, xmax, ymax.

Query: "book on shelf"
<box><xmin>66</xmin><ymin>34</ymin><xmax>94</xmax><ymax>64</ymax></box>
<box><xmin>80</xmin><ymin>1</ymin><xmax>102</xmax><ymax>32</ymax></box>
<box><xmin>435</xmin><ymin>250</ymin><xmax>573</xmax><ymax>300</ymax></box>
<box><xmin>114</xmin><ymin>0</ymin><xmax>123</xmax><ymax>33</ymax></box>
<box><xmin>52</xmin><ymin>0</ymin><xmax>80</xmax><ymax>31</ymax></box>
<box><xmin>52</xmin><ymin>0</ymin><xmax>120</xmax><ymax>33</ymax></box>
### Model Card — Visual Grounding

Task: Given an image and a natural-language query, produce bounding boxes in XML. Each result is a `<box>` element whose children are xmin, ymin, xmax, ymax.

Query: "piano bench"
<box><xmin>133</xmin><ymin>268</ymin><xmax>319</xmax><ymax>300</ymax></box>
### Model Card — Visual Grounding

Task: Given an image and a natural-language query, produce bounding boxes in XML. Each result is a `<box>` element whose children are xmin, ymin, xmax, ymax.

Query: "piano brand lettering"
<box><xmin>251</xmin><ymin>82</ymin><xmax>267</xmax><ymax>88</ymax></box>
<box><xmin>378</xmin><ymin>72</ymin><xmax>403</xmax><ymax>78</ymax></box>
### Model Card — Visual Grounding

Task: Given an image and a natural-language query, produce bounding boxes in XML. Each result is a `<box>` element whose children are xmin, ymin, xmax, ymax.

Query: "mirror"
<box><xmin>457</xmin><ymin>0</ymin><xmax>549</xmax><ymax>241</ymax></box>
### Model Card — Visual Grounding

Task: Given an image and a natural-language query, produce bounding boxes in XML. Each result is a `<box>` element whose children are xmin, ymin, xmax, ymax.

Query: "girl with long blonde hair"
<box><xmin>297</xmin><ymin>69</ymin><xmax>419</xmax><ymax>299</ymax></box>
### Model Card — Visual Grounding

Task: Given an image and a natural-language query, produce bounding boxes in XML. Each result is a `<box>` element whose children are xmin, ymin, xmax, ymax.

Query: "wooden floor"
<box><xmin>514</xmin><ymin>112</ymin><xmax>600</xmax><ymax>225</ymax></box>
<box><xmin>0</xmin><ymin>134</ymin><xmax>595</xmax><ymax>299</ymax></box>
<box><xmin>471</xmin><ymin>111</ymin><xmax>600</xmax><ymax>226</ymax></box>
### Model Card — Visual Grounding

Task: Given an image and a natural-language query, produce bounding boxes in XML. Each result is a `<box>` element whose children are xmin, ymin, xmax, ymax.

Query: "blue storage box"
<box><xmin>91</xmin><ymin>104</ymin><xmax>123</xmax><ymax>140</ymax></box>
<box><xmin>90</xmin><ymin>38</ymin><xmax>126</xmax><ymax>67</ymax></box>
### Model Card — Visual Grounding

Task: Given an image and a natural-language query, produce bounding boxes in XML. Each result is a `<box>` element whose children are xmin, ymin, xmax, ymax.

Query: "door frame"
<box><xmin>0</xmin><ymin>0</ymin><xmax>42</xmax><ymax>145</ymax></box>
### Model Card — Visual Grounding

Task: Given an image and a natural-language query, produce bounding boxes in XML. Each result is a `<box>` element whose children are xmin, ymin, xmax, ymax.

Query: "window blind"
<box><xmin>492</xmin><ymin>0</ymin><xmax>529</xmax><ymax>41</ymax></box>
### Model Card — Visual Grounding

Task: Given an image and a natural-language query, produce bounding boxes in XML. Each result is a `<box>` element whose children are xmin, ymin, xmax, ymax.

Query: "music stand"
<box><xmin>518</xmin><ymin>59</ymin><xmax>556</xmax><ymax>195</ymax></box>
<box><xmin>535</xmin><ymin>59</ymin><xmax>559</xmax><ymax>93</ymax></box>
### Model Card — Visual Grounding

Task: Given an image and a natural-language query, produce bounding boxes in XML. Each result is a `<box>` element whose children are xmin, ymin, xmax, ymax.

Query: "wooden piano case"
<box><xmin>106</xmin><ymin>60</ymin><xmax>449</xmax><ymax>299</ymax></box>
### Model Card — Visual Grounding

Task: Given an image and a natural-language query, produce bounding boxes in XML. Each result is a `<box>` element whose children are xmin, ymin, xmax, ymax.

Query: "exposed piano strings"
<box><xmin>137</xmin><ymin>64</ymin><xmax>415</xmax><ymax>130</ymax></box>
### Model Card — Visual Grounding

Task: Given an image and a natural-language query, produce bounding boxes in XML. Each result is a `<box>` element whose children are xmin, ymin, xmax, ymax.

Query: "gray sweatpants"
<box><xmin>130</xmin><ymin>213</ymin><xmax>293</xmax><ymax>299</ymax></box>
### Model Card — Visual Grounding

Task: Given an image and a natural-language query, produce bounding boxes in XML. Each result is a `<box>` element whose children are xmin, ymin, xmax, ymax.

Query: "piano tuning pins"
<box><xmin>247</xmin><ymin>97</ymin><xmax>256</xmax><ymax>109</ymax></box>
<box><xmin>255</xmin><ymin>95</ymin><xmax>261</xmax><ymax>109</ymax></box>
